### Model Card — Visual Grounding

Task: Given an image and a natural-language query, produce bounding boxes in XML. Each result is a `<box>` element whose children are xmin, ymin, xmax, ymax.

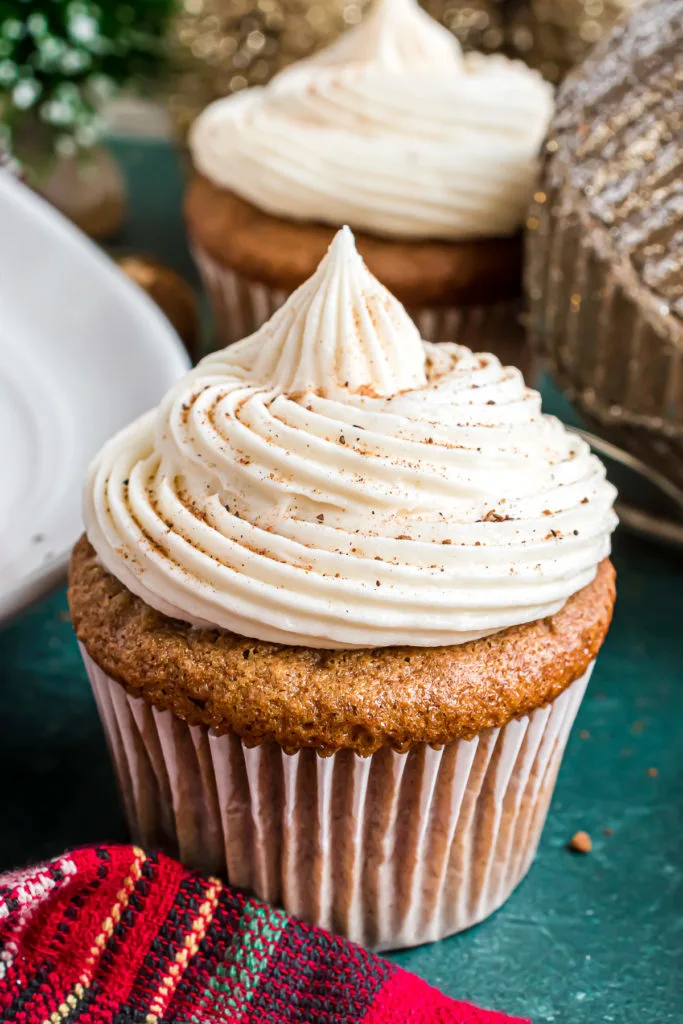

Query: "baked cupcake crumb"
<box><xmin>568</xmin><ymin>831</ymin><xmax>592</xmax><ymax>854</ymax></box>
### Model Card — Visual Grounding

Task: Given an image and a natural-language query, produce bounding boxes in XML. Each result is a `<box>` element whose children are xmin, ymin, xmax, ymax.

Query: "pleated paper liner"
<box><xmin>83</xmin><ymin>645</ymin><xmax>592</xmax><ymax>951</ymax></box>
<box><xmin>193</xmin><ymin>244</ymin><xmax>532</xmax><ymax>378</ymax></box>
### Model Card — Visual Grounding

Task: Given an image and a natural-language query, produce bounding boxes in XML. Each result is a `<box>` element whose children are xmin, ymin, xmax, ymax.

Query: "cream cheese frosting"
<box><xmin>189</xmin><ymin>0</ymin><xmax>554</xmax><ymax>241</ymax></box>
<box><xmin>85</xmin><ymin>228</ymin><xmax>617</xmax><ymax>649</ymax></box>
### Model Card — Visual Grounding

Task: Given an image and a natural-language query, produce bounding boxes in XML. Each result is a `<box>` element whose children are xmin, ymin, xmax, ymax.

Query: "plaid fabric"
<box><xmin>0</xmin><ymin>845</ymin><xmax>527</xmax><ymax>1023</ymax></box>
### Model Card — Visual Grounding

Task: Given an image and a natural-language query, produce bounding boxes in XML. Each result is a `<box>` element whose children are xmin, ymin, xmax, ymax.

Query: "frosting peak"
<box><xmin>85</xmin><ymin>235</ymin><xmax>617</xmax><ymax>650</ymax></box>
<box><xmin>232</xmin><ymin>227</ymin><xmax>427</xmax><ymax>398</ymax></box>
<box><xmin>305</xmin><ymin>0</ymin><xmax>463</xmax><ymax>73</ymax></box>
<box><xmin>189</xmin><ymin>0</ymin><xmax>554</xmax><ymax>241</ymax></box>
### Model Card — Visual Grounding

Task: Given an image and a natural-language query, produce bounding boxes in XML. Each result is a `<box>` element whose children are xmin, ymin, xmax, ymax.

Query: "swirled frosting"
<box><xmin>189</xmin><ymin>0</ymin><xmax>554</xmax><ymax>241</ymax></box>
<box><xmin>85</xmin><ymin>228</ymin><xmax>617</xmax><ymax>649</ymax></box>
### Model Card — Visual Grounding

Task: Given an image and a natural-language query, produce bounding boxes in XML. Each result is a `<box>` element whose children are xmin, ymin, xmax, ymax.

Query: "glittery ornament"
<box><xmin>41</xmin><ymin>145</ymin><xmax>127</xmax><ymax>240</ymax></box>
<box><xmin>166</xmin><ymin>0</ymin><xmax>641</xmax><ymax>141</ymax></box>
<box><xmin>508</xmin><ymin>0</ymin><xmax>643</xmax><ymax>82</ymax></box>
<box><xmin>526</xmin><ymin>0</ymin><xmax>683</xmax><ymax>489</ymax></box>
<box><xmin>116</xmin><ymin>254</ymin><xmax>199</xmax><ymax>356</ymax></box>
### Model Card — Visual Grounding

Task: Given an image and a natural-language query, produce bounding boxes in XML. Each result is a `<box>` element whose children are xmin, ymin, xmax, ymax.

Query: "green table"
<box><xmin>1</xmin><ymin>140</ymin><xmax>681</xmax><ymax>1023</ymax></box>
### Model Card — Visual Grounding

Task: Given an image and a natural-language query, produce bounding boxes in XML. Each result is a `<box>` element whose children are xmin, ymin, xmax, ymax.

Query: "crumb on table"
<box><xmin>568</xmin><ymin>830</ymin><xmax>592</xmax><ymax>854</ymax></box>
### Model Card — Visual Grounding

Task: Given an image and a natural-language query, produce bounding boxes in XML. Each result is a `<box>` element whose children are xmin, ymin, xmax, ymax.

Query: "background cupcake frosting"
<box><xmin>189</xmin><ymin>0</ymin><xmax>554</xmax><ymax>240</ymax></box>
<box><xmin>85</xmin><ymin>230</ymin><xmax>617</xmax><ymax>648</ymax></box>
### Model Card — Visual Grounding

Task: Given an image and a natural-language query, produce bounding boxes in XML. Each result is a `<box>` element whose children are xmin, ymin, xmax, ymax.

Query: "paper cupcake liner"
<box><xmin>193</xmin><ymin>244</ymin><xmax>526</xmax><ymax>364</ymax></box>
<box><xmin>83</xmin><ymin>647</ymin><xmax>592</xmax><ymax>950</ymax></box>
<box><xmin>526</xmin><ymin>195</ymin><xmax>683</xmax><ymax>488</ymax></box>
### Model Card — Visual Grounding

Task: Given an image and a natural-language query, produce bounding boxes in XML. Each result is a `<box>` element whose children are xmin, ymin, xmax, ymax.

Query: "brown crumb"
<box><xmin>647</xmin><ymin>767</ymin><xmax>658</xmax><ymax>777</ymax></box>
<box><xmin>579</xmin><ymin>729</ymin><xmax>590</xmax><ymax>740</ymax></box>
<box><xmin>482</xmin><ymin>509</ymin><xmax>510</xmax><ymax>523</ymax></box>
<box><xmin>603</xmin><ymin>827</ymin><xmax>613</xmax><ymax>837</ymax></box>
<box><xmin>568</xmin><ymin>831</ymin><xmax>592</xmax><ymax>854</ymax></box>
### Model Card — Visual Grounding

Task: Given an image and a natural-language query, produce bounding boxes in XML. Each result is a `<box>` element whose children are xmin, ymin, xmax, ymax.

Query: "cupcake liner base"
<box><xmin>84</xmin><ymin>646</ymin><xmax>592</xmax><ymax>951</ymax></box>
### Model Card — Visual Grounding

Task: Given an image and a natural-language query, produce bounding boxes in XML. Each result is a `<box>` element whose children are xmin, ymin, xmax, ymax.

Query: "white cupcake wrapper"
<box><xmin>192</xmin><ymin>244</ymin><xmax>521</xmax><ymax>350</ymax></box>
<box><xmin>82</xmin><ymin>644</ymin><xmax>592</xmax><ymax>950</ymax></box>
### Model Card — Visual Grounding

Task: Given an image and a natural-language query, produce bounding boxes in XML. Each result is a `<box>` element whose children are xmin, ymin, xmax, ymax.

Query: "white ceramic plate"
<box><xmin>0</xmin><ymin>171</ymin><xmax>189</xmax><ymax>625</ymax></box>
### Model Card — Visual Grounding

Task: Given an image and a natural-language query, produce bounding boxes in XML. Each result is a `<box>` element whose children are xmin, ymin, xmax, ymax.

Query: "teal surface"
<box><xmin>1</xmin><ymin>140</ymin><xmax>681</xmax><ymax>1023</ymax></box>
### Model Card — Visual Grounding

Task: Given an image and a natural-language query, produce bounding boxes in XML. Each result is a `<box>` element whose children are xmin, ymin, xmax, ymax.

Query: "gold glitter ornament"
<box><xmin>526</xmin><ymin>0</ymin><xmax>683</xmax><ymax>489</ymax></box>
<box><xmin>116</xmin><ymin>255</ymin><xmax>199</xmax><ymax>357</ymax></box>
<box><xmin>166</xmin><ymin>0</ymin><xmax>641</xmax><ymax>141</ymax></box>
<box><xmin>508</xmin><ymin>0</ymin><xmax>643</xmax><ymax>81</ymax></box>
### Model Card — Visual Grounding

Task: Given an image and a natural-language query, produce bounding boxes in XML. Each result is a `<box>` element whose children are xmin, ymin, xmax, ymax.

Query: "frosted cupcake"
<box><xmin>70</xmin><ymin>229</ymin><xmax>616</xmax><ymax>950</ymax></box>
<box><xmin>185</xmin><ymin>0</ymin><xmax>553</xmax><ymax>355</ymax></box>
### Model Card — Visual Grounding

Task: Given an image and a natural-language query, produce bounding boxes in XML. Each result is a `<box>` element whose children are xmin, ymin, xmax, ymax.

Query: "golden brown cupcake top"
<box><xmin>186</xmin><ymin>176</ymin><xmax>523</xmax><ymax>308</ymax></box>
<box><xmin>69</xmin><ymin>536</ymin><xmax>615</xmax><ymax>755</ymax></box>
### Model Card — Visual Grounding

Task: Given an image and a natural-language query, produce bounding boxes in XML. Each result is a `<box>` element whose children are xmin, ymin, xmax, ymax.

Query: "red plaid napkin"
<box><xmin>0</xmin><ymin>844</ymin><xmax>527</xmax><ymax>1023</ymax></box>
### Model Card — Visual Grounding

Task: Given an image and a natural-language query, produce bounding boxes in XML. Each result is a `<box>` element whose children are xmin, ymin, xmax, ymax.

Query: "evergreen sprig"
<box><xmin>0</xmin><ymin>0</ymin><xmax>173</xmax><ymax>163</ymax></box>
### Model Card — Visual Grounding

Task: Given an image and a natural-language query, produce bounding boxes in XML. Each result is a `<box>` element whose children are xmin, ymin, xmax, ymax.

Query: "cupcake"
<box><xmin>70</xmin><ymin>228</ymin><xmax>617</xmax><ymax>950</ymax></box>
<box><xmin>526</xmin><ymin>0</ymin><xmax>683</xmax><ymax>486</ymax></box>
<box><xmin>185</xmin><ymin>0</ymin><xmax>554</xmax><ymax>361</ymax></box>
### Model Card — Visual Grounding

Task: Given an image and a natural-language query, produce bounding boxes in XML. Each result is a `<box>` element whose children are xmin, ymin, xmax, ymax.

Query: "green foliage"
<box><xmin>0</xmin><ymin>1</ymin><xmax>174</xmax><ymax>162</ymax></box>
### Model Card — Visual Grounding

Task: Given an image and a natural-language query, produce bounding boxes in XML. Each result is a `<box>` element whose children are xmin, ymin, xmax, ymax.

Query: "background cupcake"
<box><xmin>70</xmin><ymin>229</ymin><xmax>616</xmax><ymax>950</ymax></box>
<box><xmin>186</xmin><ymin>0</ymin><xmax>553</xmax><ymax>363</ymax></box>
